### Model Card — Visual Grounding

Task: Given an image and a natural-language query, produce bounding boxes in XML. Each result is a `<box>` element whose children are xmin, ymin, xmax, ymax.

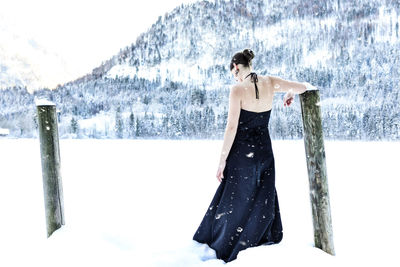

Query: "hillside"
<box><xmin>0</xmin><ymin>0</ymin><xmax>399</xmax><ymax>140</ymax></box>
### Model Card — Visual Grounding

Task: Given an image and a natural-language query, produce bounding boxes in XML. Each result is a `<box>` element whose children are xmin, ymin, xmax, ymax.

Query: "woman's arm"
<box><xmin>269</xmin><ymin>75</ymin><xmax>307</xmax><ymax>94</ymax></box>
<box><xmin>218</xmin><ymin>85</ymin><xmax>241</xmax><ymax>162</ymax></box>
<box><xmin>216</xmin><ymin>85</ymin><xmax>241</xmax><ymax>182</ymax></box>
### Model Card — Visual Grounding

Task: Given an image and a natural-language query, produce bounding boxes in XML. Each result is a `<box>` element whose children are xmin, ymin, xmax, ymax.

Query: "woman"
<box><xmin>193</xmin><ymin>48</ymin><xmax>315</xmax><ymax>263</ymax></box>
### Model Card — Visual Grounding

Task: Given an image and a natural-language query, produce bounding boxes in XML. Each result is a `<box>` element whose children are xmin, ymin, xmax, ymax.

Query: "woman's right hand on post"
<box><xmin>283</xmin><ymin>89</ymin><xmax>294</xmax><ymax>107</ymax></box>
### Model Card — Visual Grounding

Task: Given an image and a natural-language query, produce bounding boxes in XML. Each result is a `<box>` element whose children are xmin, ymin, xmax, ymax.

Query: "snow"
<box><xmin>0</xmin><ymin>128</ymin><xmax>9</xmax><ymax>135</ymax></box>
<box><xmin>302</xmin><ymin>82</ymin><xmax>317</xmax><ymax>91</ymax></box>
<box><xmin>35</xmin><ymin>98</ymin><xmax>55</xmax><ymax>106</ymax></box>
<box><xmin>302</xmin><ymin>47</ymin><xmax>331</xmax><ymax>68</ymax></box>
<box><xmin>0</xmin><ymin>139</ymin><xmax>399</xmax><ymax>266</ymax></box>
<box><xmin>105</xmin><ymin>57</ymin><xmax>226</xmax><ymax>90</ymax></box>
<box><xmin>375</xmin><ymin>7</ymin><xmax>399</xmax><ymax>44</ymax></box>
<box><xmin>77</xmin><ymin>110</ymin><xmax>113</xmax><ymax>134</ymax></box>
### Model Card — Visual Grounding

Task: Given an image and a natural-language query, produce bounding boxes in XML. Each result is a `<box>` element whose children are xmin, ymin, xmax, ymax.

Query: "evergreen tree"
<box><xmin>115</xmin><ymin>106</ymin><xmax>124</xmax><ymax>138</ymax></box>
<box><xmin>128</xmin><ymin>112</ymin><xmax>135</xmax><ymax>138</ymax></box>
<box><xmin>70</xmin><ymin>117</ymin><xmax>79</xmax><ymax>134</ymax></box>
<box><xmin>135</xmin><ymin>117</ymin><xmax>141</xmax><ymax>137</ymax></box>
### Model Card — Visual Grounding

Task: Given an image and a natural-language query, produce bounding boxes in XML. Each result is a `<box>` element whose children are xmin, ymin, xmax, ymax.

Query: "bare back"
<box><xmin>236</xmin><ymin>75</ymin><xmax>274</xmax><ymax>112</ymax></box>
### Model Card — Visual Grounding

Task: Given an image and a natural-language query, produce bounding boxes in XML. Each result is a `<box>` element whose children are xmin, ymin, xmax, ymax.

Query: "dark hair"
<box><xmin>229</xmin><ymin>49</ymin><xmax>255</xmax><ymax>71</ymax></box>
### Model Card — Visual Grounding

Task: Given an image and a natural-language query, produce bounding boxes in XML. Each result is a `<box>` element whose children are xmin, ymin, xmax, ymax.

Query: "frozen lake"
<box><xmin>0</xmin><ymin>139</ymin><xmax>399</xmax><ymax>266</ymax></box>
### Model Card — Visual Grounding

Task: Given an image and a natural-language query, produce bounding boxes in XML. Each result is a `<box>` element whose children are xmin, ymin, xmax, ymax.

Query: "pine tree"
<box><xmin>115</xmin><ymin>106</ymin><xmax>124</xmax><ymax>138</ymax></box>
<box><xmin>135</xmin><ymin>117</ymin><xmax>141</xmax><ymax>137</ymax></box>
<box><xmin>128</xmin><ymin>112</ymin><xmax>135</xmax><ymax>138</ymax></box>
<box><xmin>70</xmin><ymin>117</ymin><xmax>79</xmax><ymax>134</ymax></box>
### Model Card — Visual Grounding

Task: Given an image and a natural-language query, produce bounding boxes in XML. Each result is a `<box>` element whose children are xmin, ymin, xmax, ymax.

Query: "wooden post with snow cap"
<box><xmin>36</xmin><ymin>99</ymin><xmax>65</xmax><ymax>238</ymax></box>
<box><xmin>299</xmin><ymin>84</ymin><xmax>335</xmax><ymax>256</ymax></box>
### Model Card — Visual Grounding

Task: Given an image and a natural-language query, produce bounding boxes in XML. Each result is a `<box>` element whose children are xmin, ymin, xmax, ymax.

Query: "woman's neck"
<box><xmin>241</xmin><ymin>70</ymin><xmax>253</xmax><ymax>81</ymax></box>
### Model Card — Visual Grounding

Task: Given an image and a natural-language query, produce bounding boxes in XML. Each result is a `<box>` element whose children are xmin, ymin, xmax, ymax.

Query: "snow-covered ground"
<box><xmin>0</xmin><ymin>139</ymin><xmax>399</xmax><ymax>266</ymax></box>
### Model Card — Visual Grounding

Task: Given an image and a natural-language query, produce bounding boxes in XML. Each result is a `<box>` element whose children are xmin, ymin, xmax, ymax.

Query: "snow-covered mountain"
<box><xmin>0</xmin><ymin>15</ymin><xmax>72</xmax><ymax>92</ymax></box>
<box><xmin>1</xmin><ymin>0</ymin><xmax>399</xmax><ymax>140</ymax></box>
<box><xmin>75</xmin><ymin>0</ymin><xmax>399</xmax><ymax>93</ymax></box>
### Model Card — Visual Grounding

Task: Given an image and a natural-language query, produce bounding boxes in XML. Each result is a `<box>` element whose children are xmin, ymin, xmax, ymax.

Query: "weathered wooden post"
<box><xmin>299</xmin><ymin>88</ymin><xmax>335</xmax><ymax>255</ymax></box>
<box><xmin>36</xmin><ymin>99</ymin><xmax>65</xmax><ymax>237</ymax></box>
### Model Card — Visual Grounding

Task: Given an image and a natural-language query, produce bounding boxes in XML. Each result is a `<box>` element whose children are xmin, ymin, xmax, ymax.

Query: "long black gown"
<box><xmin>193</xmin><ymin>73</ymin><xmax>283</xmax><ymax>263</ymax></box>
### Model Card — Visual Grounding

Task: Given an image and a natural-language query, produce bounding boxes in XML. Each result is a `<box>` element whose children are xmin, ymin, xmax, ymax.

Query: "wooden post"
<box><xmin>36</xmin><ymin>100</ymin><xmax>65</xmax><ymax>238</ymax></box>
<box><xmin>299</xmin><ymin>89</ymin><xmax>335</xmax><ymax>255</ymax></box>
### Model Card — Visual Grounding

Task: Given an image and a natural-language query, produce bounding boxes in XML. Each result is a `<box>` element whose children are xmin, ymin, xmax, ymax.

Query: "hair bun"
<box><xmin>243</xmin><ymin>49</ymin><xmax>255</xmax><ymax>61</ymax></box>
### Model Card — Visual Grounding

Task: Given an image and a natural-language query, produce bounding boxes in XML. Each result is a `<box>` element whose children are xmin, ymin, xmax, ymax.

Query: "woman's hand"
<box><xmin>216</xmin><ymin>160</ymin><xmax>226</xmax><ymax>182</ymax></box>
<box><xmin>283</xmin><ymin>88</ymin><xmax>295</xmax><ymax>107</ymax></box>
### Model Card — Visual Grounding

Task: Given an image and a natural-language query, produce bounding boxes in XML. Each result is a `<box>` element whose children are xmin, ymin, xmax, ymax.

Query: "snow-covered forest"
<box><xmin>1</xmin><ymin>0</ymin><xmax>399</xmax><ymax>140</ymax></box>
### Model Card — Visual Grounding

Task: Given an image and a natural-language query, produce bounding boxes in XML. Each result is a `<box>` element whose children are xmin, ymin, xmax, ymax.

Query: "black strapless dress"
<box><xmin>193</xmin><ymin>73</ymin><xmax>283</xmax><ymax>263</ymax></box>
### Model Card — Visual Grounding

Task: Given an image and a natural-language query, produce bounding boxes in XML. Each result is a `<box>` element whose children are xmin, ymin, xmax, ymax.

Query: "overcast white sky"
<box><xmin>0</xmin><ymin>0</ymin><xmax>198</xmax><ymax>86</ymax></box>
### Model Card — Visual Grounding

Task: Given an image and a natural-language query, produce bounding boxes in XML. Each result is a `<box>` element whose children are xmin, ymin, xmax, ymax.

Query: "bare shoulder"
<box><xmin>258</xmin><ymin>75</ymin><xmax>272</xmax><ymax>85</ymax></box>
<box><xmin>230</xmin><ymin>84</ymin><xmax>242</xmax><ymax>96</ymax></box>
<box><xmin>265</xmin><ymin>75</ymin><xmax>286</xmax><ymax>85</ymax></box>
<box><xmin>257</xmin><ymin>75</ymin><xmax>274</xmax><ymax>92</ymax></box>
